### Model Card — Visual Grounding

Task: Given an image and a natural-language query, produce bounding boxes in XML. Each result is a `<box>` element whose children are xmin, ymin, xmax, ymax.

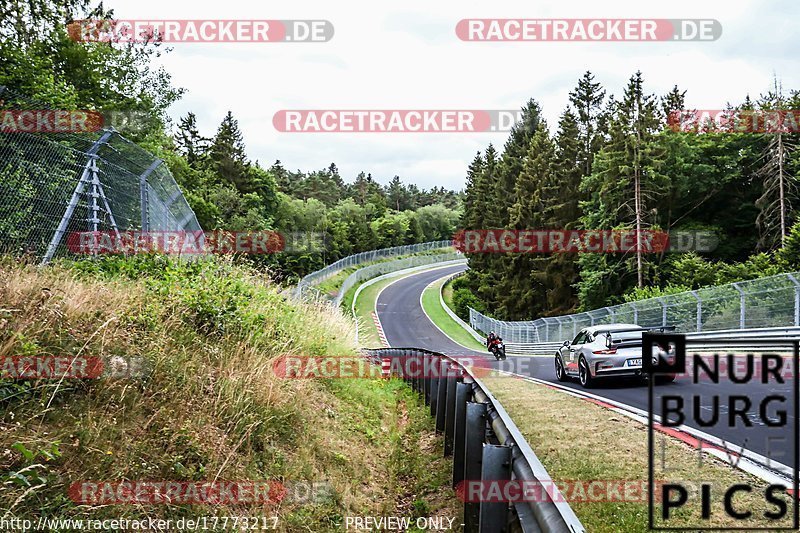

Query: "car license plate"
<box><xmin>627</xmin><ymin>358</ymin><xmax>642</xmax><ymax>367</ymax></box>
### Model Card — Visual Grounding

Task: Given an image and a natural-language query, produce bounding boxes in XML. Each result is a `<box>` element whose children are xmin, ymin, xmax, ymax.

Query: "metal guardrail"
<box><xmin>469</xmin><ymin>271</ymin><xmax>800</xmax><ymax>343</ymax></box>
<box><xmin>334</xmin><ymin>252</ymin><xmax>462</xmax><ymax>306</ymax></box>
<box><xmin>363</xmin><ymin>347</ymin><xmax>586</xmax><ymax>533</ymax></box>
<box><xmin>478</xmin><ymin>327</ymin><xmax>800</xmax><ymax>356</ymax></box>
<box><xmin>294</xmin><ymin>240</ymin><xmax>454</xmax><ymax>300</ymax></box>
<box><xmin>504</xmin><ymin>342</ymin><xmax>564</xmax><ymax>356</ymax></box>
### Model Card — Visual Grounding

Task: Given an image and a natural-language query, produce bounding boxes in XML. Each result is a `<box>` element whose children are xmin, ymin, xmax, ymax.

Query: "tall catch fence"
<box><xmin>0</xmin><ymin>86</ymin><xmax>201</xmax><ymax>263</ymax></box>
<box><xmin>294</xmin><ymin>240</ymin><xmax>454</xmax><ymax>300</ymax></box>
<box><xmin>470</xmin><ymin>272</ymin><xmax>800</xmax><ymax>343</ymax></box>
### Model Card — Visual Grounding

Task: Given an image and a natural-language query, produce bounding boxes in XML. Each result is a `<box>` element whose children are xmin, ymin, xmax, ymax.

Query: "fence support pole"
<box><xmin>42</xmin><ymin>130</ymin><xmax>114</xmax><ymax>264</ymax></box>
<box><xmin>631</xmin><ymin>302</ymin><xmax>638</xmax><ymax>325</ymax></box>
<box><xmin>658</xmin><ymin>297</ymin><xmax>667</xmax><ymax>327</ymax></box>
<box><xmin>138</xmin><ymin>158</ymin><xmax>162</xmax><ymax>232</ymax></box>
<box><xmin>732</xmin><ymin>283</ymin><xmax>745</xmax><ymax>329</ymax></box>
<box><xmin>788</xmin><ymin>274</ymin><xmax>800</xmax><ymax>327</ymax></box>
<box><xmin>88</xmin><ymin>159</ymin><xmax>100</xmax><ymax>233</ymax></box>
<box><xmin>691</xmin><ymin>291</ymin><xmax>702</xmax><ymax>332</ymax></box>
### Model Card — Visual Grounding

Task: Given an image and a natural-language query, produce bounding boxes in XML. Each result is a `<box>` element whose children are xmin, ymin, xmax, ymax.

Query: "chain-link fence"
<box><xmin>335</xmin><ymin>253</ymin><xmax>463</xmax><ymax>306</ymax></box>
<box><xmin>0</xmin><ymin>86</ymin><xmax>201</xmax><ymax>263</ymax></box>
<box><xmin>470</xmin><ymin>272</ymin><xmax>800</xmax><ymax>343</ymax></box>
<box><xmin>294</xmin><ymin>240</ymin><xmax>454</xmax><ymax>300</ymax></box>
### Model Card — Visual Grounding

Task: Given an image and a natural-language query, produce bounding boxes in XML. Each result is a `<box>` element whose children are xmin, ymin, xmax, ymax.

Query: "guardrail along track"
<box><xmin>363</xmin><ymin>347</ymin><xmax>586</xmax><ymax>533</ymax></box>
<box><xmin>500</xmin><ymin>327</ymin><xmax>800</xmax><ymax>355</ymax></box>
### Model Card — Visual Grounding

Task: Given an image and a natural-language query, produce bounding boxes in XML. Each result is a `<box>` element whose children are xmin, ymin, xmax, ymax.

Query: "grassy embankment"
<box><xmin>0</xmin><ymin>256</ymin><xmax>459</xmax><ymax>531</ymax></box>
<box><xmin>313</xmin><ymin>247</ymin><xmax>454</xmax><ymax>300</ymax></box>
<box><xmin>481</xmin><ymin>374</ymin><xmax>790</xmax><ymax>532</ymax></box>
<box><xmin>420</xmin><ymin>277</ymin><xmax>485</xmax><ymax>352</ymax></box>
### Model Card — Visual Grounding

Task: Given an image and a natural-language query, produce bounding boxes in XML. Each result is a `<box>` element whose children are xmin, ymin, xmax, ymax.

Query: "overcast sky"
<box><xmin>114</xmin><ymin>0</ymin><xmax>799</xmax><ymax>191</ymax></box>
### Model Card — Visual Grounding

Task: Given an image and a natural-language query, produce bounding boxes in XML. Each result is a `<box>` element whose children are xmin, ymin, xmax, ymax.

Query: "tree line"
<box><xmin>458</xmin><ymin>71</ymin><xmax>800</xmax><ymax>320</ymax></box>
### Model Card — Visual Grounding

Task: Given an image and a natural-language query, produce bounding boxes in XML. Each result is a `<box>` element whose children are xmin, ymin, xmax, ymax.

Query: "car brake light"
<box><xmin>593</xmin><ymin>348</ymin><xmax>617</xmax><ymax>354</ymax></box>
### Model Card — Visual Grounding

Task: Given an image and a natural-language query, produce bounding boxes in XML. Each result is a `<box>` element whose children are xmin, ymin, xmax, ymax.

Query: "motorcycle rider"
<box><xmin>486</xmin><ymin>331</ymin><xmax>498</xmax><ymax>350</ymax></box>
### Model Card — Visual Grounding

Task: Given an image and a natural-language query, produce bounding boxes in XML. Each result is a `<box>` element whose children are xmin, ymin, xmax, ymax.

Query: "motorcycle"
<box><xmin>488</xmin><ymin>338</ymin><xmax>507</xmax><ymax>360</ymax></box>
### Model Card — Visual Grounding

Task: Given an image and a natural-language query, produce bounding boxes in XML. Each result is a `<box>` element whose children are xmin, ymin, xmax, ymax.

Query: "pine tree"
<box><xmin>175</xmin><ymin>112</ymin><xmax>209</xmax><ymax>168</ymax></box>
<box><xmin>579</xmin><ymin>71</ymin><xmax>665</xmax><ymax>297</ymax></box>
<box><xmin>661</xmin><ymin>85</ymin><xmax>687</xmax><ymax>119</ymax></box>
<box><xmin>209</xmin><ymin>111</ymin><xmax>255</xmax><ymax>194</ymax></box>
<box><xmin>497</xmin><ymin>100</ymin><xmax>543</xmax><ymax>225</ymax></box>
<box><xmin>569</xmin><ymin>71</ymin><xmax>606</xmax><ymax>176</ymax></box>
<box><xmin>540</xmin><ymin>108</ymin><xmax>583</xmax><ymax>312</ymax></box>
<box><xmin>462</xmin><ymin>151</ymin><xmax>485</xmax><ymax>229</ymax></box>
<box><xmin>387</xmin><ymin>175</ymin><xmax>409</xmax><ymax>211</ymax></box>
<box><xmin>499</xmin><ymin>123</ymin><xmax>555</xmax><ymax>318</ymax></box>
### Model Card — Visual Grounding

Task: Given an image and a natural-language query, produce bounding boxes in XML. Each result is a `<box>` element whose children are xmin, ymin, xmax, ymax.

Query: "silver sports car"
<box><xmin>554</xmin><ymin>323</ymin><xmax>676</xmax><ymax>387</ymax></box>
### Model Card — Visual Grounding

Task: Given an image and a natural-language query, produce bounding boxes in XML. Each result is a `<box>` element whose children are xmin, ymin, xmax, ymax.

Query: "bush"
<box><xmin>452</xmin><ymin>287</ymin><xmax>485</xmax><ymax>321</ymax></box>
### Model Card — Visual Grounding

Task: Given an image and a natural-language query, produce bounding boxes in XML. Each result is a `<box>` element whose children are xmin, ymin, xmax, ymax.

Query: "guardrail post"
<box><xmin>444</xmin><ymin>363</ymin><xmax>459</xmax><ymax>456</ymax></box>
<box><xmin>478</xmin><ymin>445</ymin><xmax>513</xmax><ymax>532</ymax></box>
<box><xmin>435</xmin><ymin>360</ymin><xmax>449</xmax><ymax>433</ymax></box>
<box><xmin>405</xmin><ymin>350</ymin><xmax>413</xmax><ymax>390</ymax></box>
<box><xmin>414</xmin><ymin>352</ymin><xmax>423</xmax><ymax>395</ymax></box>
<box><xmin>430</xmin><ymin>356</ymin><xmax>440</xmax><ymax>416</ymax></box>
<box><xmin>405</xmin><ymin>350</ymin><xmax>413</xmax><ymax>388</ymax></box>
<box><xmin>464</xmin><ymin>401</ymin><xmax>487</xmax><ymax>533</ymax></box>
<box><xmin>424</xmin><ymin>354</ymin><xmax>432</xmax><ymax>405</ymax></box>
<box><xmin>452</xmin><ymin>382</ymin><xmax>471</xmax><ymax>487</ymax></box>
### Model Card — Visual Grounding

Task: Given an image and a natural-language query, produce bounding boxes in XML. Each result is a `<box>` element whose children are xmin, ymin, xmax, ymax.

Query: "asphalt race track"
<box><xmin>376</xmin><ymin>264</ymin><xmax>797</xmax><ymax>473</ymax></box>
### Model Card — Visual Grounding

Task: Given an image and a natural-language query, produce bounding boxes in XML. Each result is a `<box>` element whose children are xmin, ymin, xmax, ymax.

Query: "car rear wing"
<box><xmin>601</xmin><ymin>326</ymin><xmax>677</xmax><ymax>348</ymax></box>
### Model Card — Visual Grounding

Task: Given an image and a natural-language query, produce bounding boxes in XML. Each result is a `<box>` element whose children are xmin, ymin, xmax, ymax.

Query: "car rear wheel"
<box><xmin>578</xmin><ymin>357</ymin><xmax>594</xmax><ymax>388</ymax></box>
<box><xmin>555</xmin><ymin>356</ymin><xmax>568</xmax><ymax>382</ymax></box>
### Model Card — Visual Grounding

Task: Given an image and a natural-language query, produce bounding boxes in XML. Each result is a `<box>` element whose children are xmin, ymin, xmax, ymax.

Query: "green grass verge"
<box><xmin>442</xmin><ymin>277</ymin><xmax>456</xmax><ymax>312</ymax></box>
<box><xmin>420</xmin><ymin>276</ymin><xmax>486</xmax><ymax>352</ymax></box>
<box><xmin>480</xmin><ymin>374</ymin><xmax>790</xmax><ymax>532</ymax></box>
<box><xmin>312</xmin><ymin>247</ymin><xmax>454</xmax><ymax>299</ymax></box>
<box><xmin>353</xmin><ymin>276</ymin><xmax>391</xmax><ymax>347</ymax></box>
<box><xmin>0</xmin><ymin>255</ymin><xmax>459</xmax><ymax>530</ymax></box>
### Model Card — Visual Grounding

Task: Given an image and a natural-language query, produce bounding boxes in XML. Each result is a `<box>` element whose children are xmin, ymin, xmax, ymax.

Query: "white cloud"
<box><xmin>115</xmin><ymin>0</ymin><xmax>800</xmax><ymax>191</ymax></box>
